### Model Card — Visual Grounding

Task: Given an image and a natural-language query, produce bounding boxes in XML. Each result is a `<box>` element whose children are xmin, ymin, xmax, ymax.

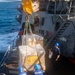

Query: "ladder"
<box><xmin>45</xmin><ymin>20</ymin><xmax>72</xmax><ymax>49</ymax></box>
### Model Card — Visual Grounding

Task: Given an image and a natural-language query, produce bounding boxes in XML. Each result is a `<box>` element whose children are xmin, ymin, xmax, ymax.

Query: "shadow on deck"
<box><xmin>46</xmin><ymin>56</ymin><xmax>75</xmax><ymax>75</ymax></box>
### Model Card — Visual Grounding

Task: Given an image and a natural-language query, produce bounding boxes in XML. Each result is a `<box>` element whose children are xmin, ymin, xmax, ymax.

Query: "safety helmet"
<box><xmin>34</xmin><ymin>64</ymin><xmax>41</xmax><ymax>70</ymax></box>
<box><xmin>18</xmin><ymin>66</ymin><xmax>23</xmax><ymax>73</ymax></box>
<box><xmin>54</xmin><ymin>42</ymin><xmax>59</xmax><ymax>46</ymax></box>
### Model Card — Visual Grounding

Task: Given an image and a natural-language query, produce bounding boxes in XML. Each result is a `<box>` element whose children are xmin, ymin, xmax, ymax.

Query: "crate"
<box><xmin>19</xmin><ymin>44</ymin><xmax>45</xmax><ymax>71</ymax></box>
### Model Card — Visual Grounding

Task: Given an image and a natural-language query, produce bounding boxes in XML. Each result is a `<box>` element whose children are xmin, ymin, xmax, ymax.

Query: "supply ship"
<box><xmin>0</xmin><ymin>0</ymin><xmax>75</xmax><ymax>75</ymax></box>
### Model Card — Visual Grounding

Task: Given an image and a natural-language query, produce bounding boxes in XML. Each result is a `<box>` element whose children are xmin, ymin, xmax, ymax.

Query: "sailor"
<box><xmin>34</xmin><ymin>15</ymin><xmax>39</xmax><ymax>27</ymax></box>
<box><xmin>33</xmin><ymin>64</ymin><xmax>44</xmax><ymax>75</ymax></box>
<box><xmin>18</xmin><ymin>66</ymin><xmax>27</xmax><ymax>75</ymax></box>
<box><xmin>51</xmin><ymin>42</ymin><xmax>60</xmax><ymax>62</ymax></box>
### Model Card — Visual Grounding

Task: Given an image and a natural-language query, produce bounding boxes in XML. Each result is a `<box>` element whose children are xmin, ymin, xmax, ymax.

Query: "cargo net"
<box><xmin>22</xmin><ymin>34</ymin><xmax>44</xmax><ymax>46</ymax></box>
<box><xmin>19</xmin><ymin>15</ymin><xmax>46</xmax><ymax>71</ymax></box>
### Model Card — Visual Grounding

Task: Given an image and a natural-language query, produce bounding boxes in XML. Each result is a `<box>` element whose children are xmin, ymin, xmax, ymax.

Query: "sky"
<box><xmin>0</xmin><ymin>0</ymin><xmax>21</xmax><ymax>2</ymax></box>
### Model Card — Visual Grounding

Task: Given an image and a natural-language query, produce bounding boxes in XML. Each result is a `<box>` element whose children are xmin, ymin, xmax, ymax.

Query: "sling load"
<box><xmin>19</xmin><ymin>15</ymin><xmax>45</xmax><ymax>72</ymax></box>
<box><xmin>22</xmin><ymin>0</ymin><xmax>39</xmax><ymax>14</ymax></box>
<box><xmin>19</xmin><ymin>1</ymin><xmax>45</xmax><ymax>71</ymax></box>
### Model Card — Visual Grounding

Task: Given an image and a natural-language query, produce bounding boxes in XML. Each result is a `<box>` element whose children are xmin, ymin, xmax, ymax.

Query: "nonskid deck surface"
<box><xmin>6</xmin><ymin>48</ymin><xmax>75</xmax><ymax>75</ymax></box>
<box><xmin>1</xmin><ymin>49</ymin><xmax>75</xmax><ymax>75</ymax></box>
<box><xmin>47</xmin><ymin>56</ymin><xmax>75</xmax><ymax>75</ymax></box>
<box><xmin>0</xmin><ymin>38</ymin><xmax>75</xmax><ymax>75</ymax></box>
<box><xmin>5</xmin><ymin>48</ymin><xmax>19</xmax><ymax>75</ymax></box>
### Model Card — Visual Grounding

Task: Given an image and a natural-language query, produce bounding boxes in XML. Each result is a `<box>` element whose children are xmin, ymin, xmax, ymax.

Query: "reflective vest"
<box><xmin>34</xmin><ymin>70</ymin><xmax>43</xmax><ymax>75</ymax></box>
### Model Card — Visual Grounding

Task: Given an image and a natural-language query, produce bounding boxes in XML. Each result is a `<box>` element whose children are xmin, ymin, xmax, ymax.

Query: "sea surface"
<box><xmin>0</xmin><ymin>1</ymin><xmax>21</xmax><ymax>61</ymax></box>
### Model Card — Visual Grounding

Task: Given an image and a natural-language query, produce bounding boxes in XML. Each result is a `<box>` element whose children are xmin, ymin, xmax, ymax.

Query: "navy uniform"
<box><xmin>51</xmin><ymin>42</ymin><xmax>60</xmax><ymax>62</ymax></box>
<box><xmin>34</xmin><ymin>70</ymin><xmax>43</xmax><ymax>75</ymax></box>
<box><xmin>18</xmin><ymin>67</ymin><xmax>27</xmax><ymax>75</ymax></box>
<box><xmin>33</xmin><ymin>64</ymin><xmax>44</xmax><ymax>75</ymax></box>
<box><xmin>19</xmin><ymin>72</ymin><xmax>27</xmax><ymax>75</ymax></box>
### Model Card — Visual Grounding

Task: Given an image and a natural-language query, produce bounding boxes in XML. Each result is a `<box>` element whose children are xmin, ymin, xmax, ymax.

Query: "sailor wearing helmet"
<box><xmin>18</xmin><ymin>66</ymin><xmax>27</xmax><ymax>75</ymax></box>
<box><xmin>51</xmin><ymin>42</ymin><xmax>60</xmax><ymax>62</ymax></box>
<box><xmin>33</xmin><ymin>64</ymin><xmax>44</xmax><ymax>75</ymax></box>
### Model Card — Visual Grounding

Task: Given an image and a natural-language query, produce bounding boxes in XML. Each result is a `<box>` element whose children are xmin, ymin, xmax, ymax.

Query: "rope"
<box><xmin>31</xmin><ymin>13</ymin><xmax>43</xmax><ymax>69</ymax></box>
<box><xmin>23</xmin><ymin>14</ymin><xmax>34</xmax><ymax>71</ymax></box>
<box><xmin>32</xmin><ymin>13</ymin><xmax>44</xmax><ymax>69</ymax></box>
<box><xmin>22</xmin><ymin>14</ymin><xmax>43</xmax><ymax>71</ymax></box>
<box><xmin>23</xmin><ymin>14</ymin><xmax>29</xmax><ymax>71</ymax></box>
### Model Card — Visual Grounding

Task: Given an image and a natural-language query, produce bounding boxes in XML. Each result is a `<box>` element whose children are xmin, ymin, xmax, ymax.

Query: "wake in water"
<box><xmin>0</xmin><ymin>32</ymin><xmax>19</xmax><ymax>52</ymax></box>
<box><xmin>0</xmin><ymin>1</ymin><xmax>21</xmax><ymax>52</ymax></box>
<box><xmin>0</xmin><ymin>1</ymin><xmax>21</xmax><ymax>61</ymax></box>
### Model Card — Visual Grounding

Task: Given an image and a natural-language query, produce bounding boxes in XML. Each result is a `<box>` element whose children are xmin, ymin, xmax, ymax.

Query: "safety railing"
<box><xmin>0</xmin><ymin>34</ymin><xmax>20</xmax><ymax>67</ymax></box>
<box><xmin>17</xmin><ymin>5</ymin><xmax>22</xmax><ymax>13</ymax></box>
<box><xmin>16</xmin><ymin>14</ymin><xmax>22</xmax><ymax>23</ymax></box>
<box><xmin>39</xmin><ymin>1</ymin><xmax>49</xmax><ymax>11</ymax></box>
<box><xmin>0</xmin><ymin>46</ymin><xmax>10</xmax><ymax>67</ymax></box>
<box><xmin>11</xmin><ymin>34</ymin><xmax>19</xmax><ymax>50</ymax></box>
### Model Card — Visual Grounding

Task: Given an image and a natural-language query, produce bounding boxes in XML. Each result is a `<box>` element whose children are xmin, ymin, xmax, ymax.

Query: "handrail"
<box><xmin>59</xmin><ymin>6</ymin><xmax>69</xmax><ymax>15</ymax></box>
<box><xmin>58</xmin><ymin>5</ymin><xmax>75</xmax><ymax>15</ymax></box>
<box><xmin>45</xmin><ymin>20</ymin><xmax>75</xmax><ymax>49</ymax></box>
<box><xmin>0</xmin><ymin>34</ymin><xmax>19</xmax><ymax>67</ymax></box>
<box><xmin>45</xmin><ymin>22</ymin><xmax>65</xmax><ymax>49</ymax></box>
<box><xmin>58</xmin><ymin>15</ymin><xmax>65</xmax><ymax>21</ymax></box>
<box><xmin>11</xmin><ymin>34</ymin><xmax>19</xmax><ymax>49</ymax></box>
<box><xmin>0</xmin><ymin>46</ymin><xmax>10</xmax><ymax>67</ymax></box>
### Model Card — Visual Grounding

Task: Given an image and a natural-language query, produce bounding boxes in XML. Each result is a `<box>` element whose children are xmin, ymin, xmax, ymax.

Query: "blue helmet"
<box><xmin>34</xmin><ymin>64</ymin><xmax>41</xmax><ymax>70</ymax></box>
<box><xmin>18</xmin><ymin>66</ymin><xmax>23</xmax><ymax>72</ymax></box>
<box><xmin>54</xmin><ymin>42</ymin><xmax>59</xmax><ymax>46</ymax></box>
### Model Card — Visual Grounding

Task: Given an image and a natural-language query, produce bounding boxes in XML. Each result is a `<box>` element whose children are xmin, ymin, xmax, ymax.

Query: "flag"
<box><xmin>22</xmin><ymin>0</ymin><xmax>33</xmax><ymax>14</ymax></box>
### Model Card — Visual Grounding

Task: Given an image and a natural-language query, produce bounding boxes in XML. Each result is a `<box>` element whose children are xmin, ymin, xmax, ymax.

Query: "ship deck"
<box><xmin>47</xmin><ymin>56</ymin><xmax>75</xmax><ymax>75</ymax></box>
<box><xmin>0</xmin><ymin>37</ymin><xmax>75</xmax><ymax>75</ymax></box>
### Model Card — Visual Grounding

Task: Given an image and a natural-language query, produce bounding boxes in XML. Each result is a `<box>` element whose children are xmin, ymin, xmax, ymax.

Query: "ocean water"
<box><xmin>0</xmin><ymin>1</ymin><xmax>21</xmax><ymax>60</ymax></box>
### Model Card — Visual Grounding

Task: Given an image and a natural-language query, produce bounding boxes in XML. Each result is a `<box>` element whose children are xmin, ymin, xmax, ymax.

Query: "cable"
<box><xmin>22</xmin><ymin>14</ymin><xmax>44</xmax><ymax>71</ymax></box>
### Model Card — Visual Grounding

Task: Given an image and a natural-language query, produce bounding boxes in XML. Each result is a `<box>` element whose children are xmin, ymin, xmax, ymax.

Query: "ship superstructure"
<box><xmin>0</xmin><ymin>0</ymin><xmax>75</xmax><ymax>75</ymax></box>
<box><xmin>19</xmin><ymin>0</ymin><xmax>75</xmax><ymax>58</ymax></box>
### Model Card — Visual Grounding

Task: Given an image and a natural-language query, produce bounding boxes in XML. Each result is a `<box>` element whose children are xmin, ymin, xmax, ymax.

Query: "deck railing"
<box><xmin>11</xmin><ymin>34</ymin><xmax>19</xmax><ymax>49</ymax></box>
<box><xmin>0</xmin><ymin>34</ymin><xmax>20</xmax><ymax>67</ymax></box>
